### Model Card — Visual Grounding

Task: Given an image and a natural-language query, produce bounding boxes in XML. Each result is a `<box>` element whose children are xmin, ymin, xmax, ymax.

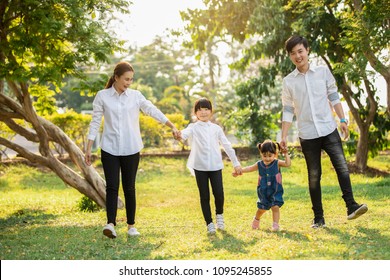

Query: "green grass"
<box><xmin>0</xmin><ymin>154</ymin><xmax>389</xmax><ymax>260</ymax></box>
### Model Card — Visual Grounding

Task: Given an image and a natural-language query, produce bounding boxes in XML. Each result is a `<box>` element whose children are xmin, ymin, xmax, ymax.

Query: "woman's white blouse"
<box><xmin>181</xmin><ymin>121</ymin><xmax>240</xmax><ymax>173</ymax></box>
<box><xmin>88</xmin><ymin>87</ymin><xmax>168</xmax><ymax>156</ymax></box>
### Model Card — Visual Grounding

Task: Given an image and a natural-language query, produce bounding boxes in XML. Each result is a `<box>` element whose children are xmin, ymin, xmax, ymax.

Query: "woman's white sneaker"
<box><xmin>103</xmin><ymin>224</ymin><xmax>117</xmax><ymax>239</ymax></box>
<box><xmin>127</xmin><ymin>227</ymin><xmax>140</xmax><ymax>236</ymax></box>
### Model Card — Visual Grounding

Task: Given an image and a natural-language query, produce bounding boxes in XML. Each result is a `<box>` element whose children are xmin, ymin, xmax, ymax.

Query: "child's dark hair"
<box><xmin>257</xmin><ymin>140</ymin><xmax>280</xmax><ymax>154</ymax></box>
<box><xmin>285</xmin><ymin>35</ymin><xmax>309</xmax><ymax>53</ymax></box>
<box><xmin>194</xmin><ymin>97</ymin><xmax>212</xmax><ymax>113</ymax></box>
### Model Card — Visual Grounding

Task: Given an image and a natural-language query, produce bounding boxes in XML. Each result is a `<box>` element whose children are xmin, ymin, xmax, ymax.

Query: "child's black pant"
<box><xmin>194</xmin><ymin>169</ymin><xmax>224</xmax><ymax>225</ymax></box>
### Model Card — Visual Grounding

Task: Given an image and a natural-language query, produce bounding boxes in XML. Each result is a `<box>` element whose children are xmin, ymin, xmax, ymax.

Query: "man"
<box><xmin>280</xmin><ymin>35</ymin><xmax>368</xmax><ymax>228</ymax></box>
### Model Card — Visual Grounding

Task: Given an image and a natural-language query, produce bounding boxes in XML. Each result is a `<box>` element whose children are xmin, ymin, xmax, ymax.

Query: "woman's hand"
<box><xmin>85</xmin><ymin>150</ymin><xmax>92</xmax><ymax>166</ymax></box>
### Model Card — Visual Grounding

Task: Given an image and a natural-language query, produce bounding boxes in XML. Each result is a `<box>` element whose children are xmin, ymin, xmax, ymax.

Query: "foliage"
<box><xmin>0</xmin><ymin>0</ymin><xmax>132</xmax><ymax>207</ymax></box>
<box><xmin>181</xmin><ymin>0</ymin><xmax>390</xmax><ymax>170</ymax></box>
<box><xmin>77</xmin><ymin>195</ymin><xmax>100</xmax><ymax>212</ymax></box>
<box><xmin>139</xmin><ymin>113</ymin><xmax>189</xmax><ymax>148</ymax></box>
<box><xmin>0</xmin><ymin>122</ymin><xmax>16</xmax><ymax>160</ymax></box>
<box><xmin>0</xmin><ymin>0</ymin><xmax>129</xmax><ymax>84</ymax></box>
<box><xmin>0</xmin><ymin>155</ymin><xmax>389</xmax><ymax>260</ymax></box>
<box><xmin>46</xmin><ymin>110</ymin><xmax>91</xmax><ymax>154</ymax></box>
<box><xmin>30</xmin><ymin>84</ymin><xmax>58</xmax><ymax>116</ymax></box>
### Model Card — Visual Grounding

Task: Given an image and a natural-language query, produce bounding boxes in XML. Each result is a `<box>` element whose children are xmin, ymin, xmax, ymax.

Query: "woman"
<box><xmin>85</xmin><ymin>61</ymin><xmax>179</xmax><ymax>238</ymax></box>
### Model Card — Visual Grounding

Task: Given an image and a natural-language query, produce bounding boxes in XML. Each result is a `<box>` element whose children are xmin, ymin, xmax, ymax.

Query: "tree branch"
<box><xmin>0</xmin><ymin>117</ymin><xmax>40</xmax><ymax>142</ymax></box>
<box><xmin>0</xmin><ymin>136</ymin><xmax>49</xmax><ymax>166</ymax></box>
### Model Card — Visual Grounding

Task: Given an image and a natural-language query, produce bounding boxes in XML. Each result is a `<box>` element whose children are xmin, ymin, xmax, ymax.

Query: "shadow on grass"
<box><xmin>284</xmin><ymin>177</ymin><xmax>390</xmax><ymax>202</ymax></box>
<box><xmin>0</xmin><ymin>223</ymin><xmax>157</xmax><ymax>260</ymax></box>
<box><xmin>0</xmin><ymin>208</ymin><xmax>57</xmax><ymax>227</ymax></box>
<box><xmin>322</xmin><ymin>226</ymin><xmax>390</xmax><ymax>259</ymax></box>
<box><xmin>207</xmin><ymin>230</ymin><xmax>257</xmax><ymax>254</ymax></box>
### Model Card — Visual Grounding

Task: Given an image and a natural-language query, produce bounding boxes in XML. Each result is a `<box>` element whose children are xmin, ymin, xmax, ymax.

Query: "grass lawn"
<box><xmin>0</xmin><ymin>153</ymin><xmax>389</xmax><ymax>260</ymax></box>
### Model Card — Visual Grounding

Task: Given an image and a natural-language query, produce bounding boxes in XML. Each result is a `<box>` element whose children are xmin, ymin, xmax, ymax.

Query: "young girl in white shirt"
<box><xmin>180</xmin><ymin>98</ymin><xmax>242</xmax><ymax>234</ymax></box>
<box><xmin>85</xmin><ymin>61</ymin><xmax>179</xmax><ymax>239</ymax></box>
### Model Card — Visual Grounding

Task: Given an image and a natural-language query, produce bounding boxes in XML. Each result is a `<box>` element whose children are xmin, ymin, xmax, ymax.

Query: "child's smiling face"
<box><xmin>261</xmin><ymin>152</ymin><xmax>276</xmax><ymax>165</ymax></box>
<box><xmin>195</xmin><ymin>107</ymin><xmax>212</xmax><ymax>122</ymax></box>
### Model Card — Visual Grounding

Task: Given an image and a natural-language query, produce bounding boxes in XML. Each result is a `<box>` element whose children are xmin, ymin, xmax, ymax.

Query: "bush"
<box><xmin>77</xmin><ymin>196</ymin><xmax>100</xmax><ymax>212</ymax></box>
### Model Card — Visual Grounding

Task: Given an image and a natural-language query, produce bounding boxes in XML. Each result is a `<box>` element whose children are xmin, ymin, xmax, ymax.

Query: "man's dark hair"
<box><xmin>285</xmin><ymin>35</ymin><xmax>309</xmax><ymax>53</ymax></box>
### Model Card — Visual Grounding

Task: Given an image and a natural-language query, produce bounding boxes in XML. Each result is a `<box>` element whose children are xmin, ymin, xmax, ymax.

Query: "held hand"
<box><xmin>233</xmin><ymin>166</ymin><xmax>243</xmax><ymax>177</ymax></box>
<box><xmin>340</xmin><ymin>122</ymin><xmax>349</xmax><ymax>140</ymax></box>
<box><xmin>172</xmin><ymin>128</ymin><xmax>181</xmax><ymax>140</ymax></box>
<box><xmin>281</xmin><ymin>146</ymin><xmax>288</xmax><ymax>155</ymax></box>
<box><xmin>85</xmin><ymin>151</ymin><xmax>92</xmax><ymax>166</ymax></box>
<box><xmin>280</xmin><ymin>138</ymin><xmax>287</xmax><ymax>152</ymax></box>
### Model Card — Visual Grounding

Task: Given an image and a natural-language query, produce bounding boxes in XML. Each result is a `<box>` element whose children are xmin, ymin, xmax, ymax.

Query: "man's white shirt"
<box><xmin>282</xmin><ymin>64</ymin><xmax>341</xmax><ymax>139</ymax></box>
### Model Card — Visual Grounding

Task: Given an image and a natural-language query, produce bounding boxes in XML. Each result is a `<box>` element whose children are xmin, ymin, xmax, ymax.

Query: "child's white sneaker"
<box><xmin>127</xmin><ymin>227</ymin><xmax>140</xmax><ymax>236</ymax></box>
<box><xmin>216</xmin><ymin>214</ymin><xmax>225</xmax><ymax>231</ymax></box>
<box><xmin>207</xmin><ymin>222</ymin><xmax>216</xmax><ymax>234</ymax></box>
<box><xmin>103</xmin><ymin>224</ymin><xmax>117</xmax><ymax>239</ymax></box>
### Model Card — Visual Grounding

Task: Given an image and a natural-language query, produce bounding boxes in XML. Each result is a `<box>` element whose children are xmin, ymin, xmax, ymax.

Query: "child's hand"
<box><xmin>173</xmin><ymin>130</ymin><xmax>183</xmax><ymax>141</ymax></box>
<box><xmin>232</xmin><ymin>166</ymin><xmax>243</xmax><ymax>177</ymax></box>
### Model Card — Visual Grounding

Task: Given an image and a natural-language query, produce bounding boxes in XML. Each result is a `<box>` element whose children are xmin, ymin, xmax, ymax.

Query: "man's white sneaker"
<box><xmin>216</xmin><ymin>214</ymin><xmax>225</xmax><ymax>230</ymax></box>
<box><xmin>103</xmin><ymin>224</ymin><xmax>117</xmax><ymax>239</ymax></box>
<box><xmin>127</xmin><ymin>227</ymin><xmax>140</xmax><ymax>236</ymax></box>
<box><xmin>207</xmin><ymin>222</ymin><xmax>216</xmax><ymax>234</ymax></box>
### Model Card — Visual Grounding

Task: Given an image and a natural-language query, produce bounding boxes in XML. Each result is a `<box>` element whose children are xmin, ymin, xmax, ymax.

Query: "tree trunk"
<box><xmin>355</xmin><ymin>125</ymin><xmax>369</xmax><ymax>172</ymax></box>
<box><xmin>0</xmin><ymin>81</ymin><xmax>123</xmax><ymax>209</ymax></box>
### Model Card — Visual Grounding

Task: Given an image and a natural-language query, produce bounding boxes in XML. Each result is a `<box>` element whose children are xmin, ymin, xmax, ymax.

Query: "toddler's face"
<box><xmin>261</xmin><ymin>152</ymin><xmax>276</xmax><ymax>165</ymax></box>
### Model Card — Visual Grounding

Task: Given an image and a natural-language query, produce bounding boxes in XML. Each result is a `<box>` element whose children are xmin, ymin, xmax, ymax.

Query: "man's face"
<box><xmin>289</xmin><ymin>43</ymin><xmax>309</xmax><ymax>70</ymax></box>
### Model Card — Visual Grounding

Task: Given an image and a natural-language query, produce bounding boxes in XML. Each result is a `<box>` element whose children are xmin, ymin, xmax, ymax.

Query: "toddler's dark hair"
<box><xmin>194</xmin><ymin>98</ymin><xmax>212</xmax><ymax>113</ymax></box>
<box><xmin>285</xmin><ymin>35</ymin><xmax>309</xmax><ymax>53</ymax></box>
<box><xmin>257</xmin><ymin>140</ymin><xmax>280</xmax><ymax>154</ymax></box>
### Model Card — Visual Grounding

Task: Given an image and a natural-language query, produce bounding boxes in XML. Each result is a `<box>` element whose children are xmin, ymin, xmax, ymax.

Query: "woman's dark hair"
<box><xmin>193</xmin><ymin>97</ymin><xmax>212</xmax><ymax>113</ymax></box>
<box><xmin>285</xmin><ymin>35</ymin><xmax>309</xmax><ymax>53</ymax></box>
<box><xmin>105</xmin><ymin>61</ymin><xmax>135</xmax><ymax>89</ymax></box>
<box><xmin>257</xmin><ymin>140</ymin><xmax>280</xmax><ymax>154</ymax></box>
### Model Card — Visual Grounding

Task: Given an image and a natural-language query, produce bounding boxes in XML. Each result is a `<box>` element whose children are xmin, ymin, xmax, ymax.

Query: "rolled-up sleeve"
<box><xmin>326</xmin><ymin>68</ymin><xmax>341</xmax><ymax>107</ymax></box>
<box><xmin>88</xmin><ymin>92</ymin><xmax>103</xmax><ymax>141</ymax></box>
<box><xmin>282</xmin><ymin>79</ymin><xmax>295</xmax><ymax>123</ymax></box>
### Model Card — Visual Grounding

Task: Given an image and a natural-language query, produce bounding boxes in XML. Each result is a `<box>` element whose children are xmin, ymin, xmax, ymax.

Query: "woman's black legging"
<box><xmin>101</xmin><ymin>150</ymin><xmax>140</xmax><ymax>226</ymax></box>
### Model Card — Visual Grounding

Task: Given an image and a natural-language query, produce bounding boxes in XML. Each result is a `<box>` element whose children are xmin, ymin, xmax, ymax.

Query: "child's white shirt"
<box><xmin>181</xmin><ymin>121</ymin><xmax>240</xmax><ymax>175</ymax></box>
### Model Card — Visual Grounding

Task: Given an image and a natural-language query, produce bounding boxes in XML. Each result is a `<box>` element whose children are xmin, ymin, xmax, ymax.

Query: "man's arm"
<box><xmin>333</xmin><ymin>103</ymin><xmax>349</xmax><ymax>140</ymax></box>
<box><xmin>280</xmin><ymin>121</ymin><xmax>292</xmax><ymax>151</ymax></box>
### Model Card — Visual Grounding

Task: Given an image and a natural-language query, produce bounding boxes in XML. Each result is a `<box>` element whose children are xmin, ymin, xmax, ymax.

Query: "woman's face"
<box><xmin>115</xmin><ymin>71</ymin><xmax>134</xmax><ymax>93</ymax></box>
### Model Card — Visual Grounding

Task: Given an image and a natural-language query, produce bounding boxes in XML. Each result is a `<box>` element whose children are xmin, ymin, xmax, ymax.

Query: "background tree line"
<box><xmin>0</xmin><ymin>0</ymin><xmax>388</xmax><ymax>207</ymax></box>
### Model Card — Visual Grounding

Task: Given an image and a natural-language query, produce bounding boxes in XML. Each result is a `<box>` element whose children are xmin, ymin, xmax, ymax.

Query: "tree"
<box><xmin>0</xmin><ymin>0</ymin><xmax>131</xmax><ymax>207</ymax></box>
<box><xmin>182</xmin><ymin>0</ymin><xmax>389</xmax><ymax>171</ymax></box>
